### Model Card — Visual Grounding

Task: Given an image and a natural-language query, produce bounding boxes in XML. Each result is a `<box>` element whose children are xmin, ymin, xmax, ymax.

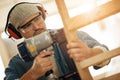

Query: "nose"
<box><xmin>32</xmin><ymin>22</ymin><xmax>39</xmax><ymax>30</ymax></box>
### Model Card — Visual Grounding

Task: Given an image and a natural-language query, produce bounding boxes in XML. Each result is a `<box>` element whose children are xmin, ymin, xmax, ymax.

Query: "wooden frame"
<box><xmin>55</xmin><ymin>0</ymin><xmax>120</xmax><ymax>80</ymax></box>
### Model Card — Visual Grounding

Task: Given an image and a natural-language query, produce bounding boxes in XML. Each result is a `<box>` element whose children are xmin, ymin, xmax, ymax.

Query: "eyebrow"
<box><xmin>18</xmin><ymin>13</ymin><xmax>41</xmax><ymax>29</ymax></box>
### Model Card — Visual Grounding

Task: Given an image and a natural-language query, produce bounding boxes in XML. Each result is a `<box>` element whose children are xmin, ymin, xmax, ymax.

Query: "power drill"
<box><xmin>17</xmin><ymin>29</ymin><xmax>61</xmax><ymax>80</ymax></box>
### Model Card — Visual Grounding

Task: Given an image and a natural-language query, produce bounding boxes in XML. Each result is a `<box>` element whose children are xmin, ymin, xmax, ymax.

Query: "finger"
<box><xmin>36</xmin><ymin>57</ymin><xmax>52</xmax><ymax>68</ymax></box>
<box><xmin>67</xmin><ymin>40</ymin><xmax>84</xmax><ymax>49</ymax></box>
<box><xmin>67</xmin><ymin>48</ymin><xmax>81</xmax><ymax>55</ymax></box>
<box><xmin>39</xmin><ymin>51</ymin><xmax>54</xmax><ymax>57</ymax></box>
<box><xmin>41</xmin><ymin>59</ymin><xmax>53</xmax><ymax>72</ymax></box>
<box><xmin>43</xmin><ymin>60</ymin><xmax>53</xmax><ymax>67</ymax></box>
<box><xmin>44</xmin><ymin>64</ymin><xmax>53</xmax><ymax>72</ymax></box>
<box><xmin>69</xmin><ymin>52</ymin><xmax>84</xmax><ymax>62</ymax></box>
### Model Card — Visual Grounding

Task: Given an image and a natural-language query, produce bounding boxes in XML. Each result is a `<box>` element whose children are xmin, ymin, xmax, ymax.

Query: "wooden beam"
<box><xmin>55</xmin><ymin>0</ymin><xmax>120</xmax><ymax>80</ymax></box>
<box><xmin>80</xmin><ymin>47</ymin><xmax>120</xmax><ymax>69</ymax></box>
<box><xmin>68</xmin><ymin>0</ymin><xmax>120</xmax><ymax>31</ymax></box>
<box><xmin>101</xmin><ymin>73</ymin><xmax>120</xmax><ymax>80</ymax></box>
<box><xmin>55</xmin><ymin>0</ymin><xmax>74</xmax><ymax>42</ymax></box>
<box><xmin>55</xmin><ymin>0</ymin><xmax>93</xmax><ymax>80</ymax></box>
<box><xmin>55</xmin><ymin>0</ymin><xmax>69</xmax><ymax>25</ymax></box>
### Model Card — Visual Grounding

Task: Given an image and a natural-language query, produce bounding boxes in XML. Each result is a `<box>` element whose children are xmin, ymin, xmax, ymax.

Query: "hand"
<box><xmin>67</xmin><ymin>39</ymin><xmax>93</xmax><ymax>62</ymax></box>
<box><xmin>31</xmin><ymin>50</ymin><xmax>54</xmax><ymax>79</ymax></box>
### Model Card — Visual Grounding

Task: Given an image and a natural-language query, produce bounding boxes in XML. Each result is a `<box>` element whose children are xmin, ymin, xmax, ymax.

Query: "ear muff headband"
<box><xmin>5</xmin><ymin>2</ymin><xmax>25</xmax><ymax>39</ymax></box>
<box><xmin>37</xmin><ymin>4</ymin><xmax>47</xmax><ymax>20</ymax></box>
<box><xmin>5</xmin><ymin>2</ymin><xmax>47</xmax><ymax>39</ymax></box>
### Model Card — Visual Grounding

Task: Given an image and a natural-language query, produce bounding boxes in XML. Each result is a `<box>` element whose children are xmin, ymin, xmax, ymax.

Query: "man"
<box><xmin>4</xmin><ymin>2</ymin><xmax>109</xmax><ymax>80</ymax></box>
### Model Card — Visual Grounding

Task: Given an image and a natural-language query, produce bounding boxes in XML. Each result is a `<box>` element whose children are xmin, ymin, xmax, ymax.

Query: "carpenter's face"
<box><xmin>17</xmin><ymin>13</ymin><xmax>46</xmax><ymax>38</ymax></box>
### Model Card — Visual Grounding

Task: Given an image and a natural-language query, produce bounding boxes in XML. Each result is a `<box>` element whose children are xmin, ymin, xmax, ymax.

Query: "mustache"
<box><xmin>33</xmin><ymin>28</ymin><xmax>46</xmax><ymax>36</ymax></box>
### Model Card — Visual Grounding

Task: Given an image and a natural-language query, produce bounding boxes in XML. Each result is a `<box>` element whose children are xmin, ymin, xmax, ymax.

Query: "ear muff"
<box><xmin>7</xmin><ymin>23</ymin><xmax>22</xmax><ymax>39</ymax></box>
<box><xmin>5</xmin><ymin>2</ymin><xmax>24</xmax><ymax>39</ymax></box>
<box><xmin>4</xmin><ymin>2</ymin><xmax>47</xmax><ymax>39</ymax></box>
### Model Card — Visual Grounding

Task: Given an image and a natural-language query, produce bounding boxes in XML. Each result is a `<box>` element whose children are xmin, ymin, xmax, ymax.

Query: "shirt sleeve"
<box><xmin>77</xmin><ymin>31</ymin><xmax>108</xmax><ymax>48</ymax></box>
<box><xmin>4</xmin><ymin>57</ymin><xmax>20</xmax><ymax>80</ymax></box>
<box><xmin>4</xmin><ymin>54</ymin><xmax>29</xmax><ymax>80</ymax></box>
<box><xmin>93</xmin><ymin>46</ymin><xmax>110</xmax><ymax>68</ymax></box>
<box><xmin>4</xmin><ymin>54</ymin><xmax>43</xmax><ymax>80</ymax></box>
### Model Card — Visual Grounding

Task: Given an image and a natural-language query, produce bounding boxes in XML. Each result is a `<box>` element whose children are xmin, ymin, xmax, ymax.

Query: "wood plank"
<box><xmin>101</xmin><ymin>73</ymin><xmax>120</xmax><ymax>80</ymax></box>
<box><xmin>54</xmin><ymin>0</ymin><xmax>69</xmax><ymax>24</ymax></box>
<box><xmin>68</xmin><ymin>0</ymin><xmax>120</xmax><ymax>31</ymax></box>
<box><xmin>80</xmin><ymin>47</ymin><xmax>120</xmax><ymax>69</ymax></box>
<box><xmin>55</xmin><ymin>0</ymin><xmax>93</xmax><ymax>80</ymax></box>
<box><xmin>55</xmin><ymin>0</ymin><xmax>73</xmax><ymax>41</ymax></box>
<box><xmin>55</xmin><ymin>0</ymin><xmax>120</xmax><ymax>80</ymax></box>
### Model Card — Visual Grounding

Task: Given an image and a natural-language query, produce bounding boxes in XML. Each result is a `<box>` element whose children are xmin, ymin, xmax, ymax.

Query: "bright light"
<box><xmin>1</xmin><ymin>32</ymin><xmax>8</xmax><ymax>39</ymax></box>
<box><xmin>69</xmin><ymin>0</ymin><xmax>112</xmax><ymax>18</ymax></box>
<box><xmin>69</xmin><ymin>3</ymin><xmax>95</xmax><ymax>17</ymax></box>
<box><xmin>97</xmin><ymin>0</ymin><xmax>112</xmax><ymax>6</ymax></box>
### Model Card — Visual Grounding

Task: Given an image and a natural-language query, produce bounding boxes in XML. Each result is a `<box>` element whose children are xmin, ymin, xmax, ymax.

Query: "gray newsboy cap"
<box><xmin>9</xmin><ymin>3</ymin><xmax>41</xmax><ymax>29</ymax></box>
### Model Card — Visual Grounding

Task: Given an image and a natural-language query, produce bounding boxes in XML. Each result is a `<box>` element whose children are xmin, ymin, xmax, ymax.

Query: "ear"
<box><xmin>7</xmin><ymin>23</ymin><xmax>22</xmax><ymax>39</ymax></box>
<box><xmin>37</xmin><ymin>4</ymin><xmax>47</xmax><ymax>20</ymax></box>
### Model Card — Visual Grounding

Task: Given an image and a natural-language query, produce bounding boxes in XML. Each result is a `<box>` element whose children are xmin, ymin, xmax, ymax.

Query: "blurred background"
<box><xmin>0</xmin><ymin>0</ymin><xmax>120</xmax><ymax>80</ymax></box>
